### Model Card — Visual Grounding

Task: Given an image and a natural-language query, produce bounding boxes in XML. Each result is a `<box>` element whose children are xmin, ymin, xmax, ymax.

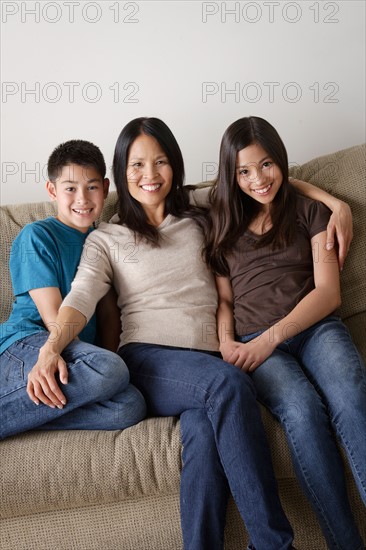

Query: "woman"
<box><xmin>29</xmin><ymin>117</ymin><xmax>352</xmax><ymax>550</ymax></box>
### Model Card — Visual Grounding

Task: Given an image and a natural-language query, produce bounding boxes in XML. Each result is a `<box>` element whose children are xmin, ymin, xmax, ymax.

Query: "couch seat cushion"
<box><xmin>0</xmin><ymin>417</ymin><xmax>181</xmax><ymax>519</ymax></box>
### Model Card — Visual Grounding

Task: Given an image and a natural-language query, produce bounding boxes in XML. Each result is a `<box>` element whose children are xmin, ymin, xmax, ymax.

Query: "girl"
<box><xmin>205</xmin><ymin>116</ymin><xmax>366</xmax><ymax>550</ymax></box>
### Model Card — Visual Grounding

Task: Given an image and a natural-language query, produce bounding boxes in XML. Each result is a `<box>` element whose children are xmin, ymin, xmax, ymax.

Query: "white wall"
<box><xmin>1</xmin><ymin>0</ymin><xmax>365</xmax><ymax>205</ymax></box>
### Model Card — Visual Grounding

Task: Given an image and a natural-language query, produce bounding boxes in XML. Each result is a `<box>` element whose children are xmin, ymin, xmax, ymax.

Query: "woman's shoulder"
<box><xmin>163</xmin><ymin>214</ymin><xmax>203</xmax><ymax>236</ymax></box>
<box><xmin>95</xmin><ymin>215</ymin><xmax>132</xmax><ymax>234</ymax></box>
<box><xmin>187</xmin><ymin>183</ymin><xmax>214</xmax><ymax>207</ymax></box>
<box><xmin>87</xmin><ymin>217</ymin><xmax>134</xmax><ymax>247</ymax></box>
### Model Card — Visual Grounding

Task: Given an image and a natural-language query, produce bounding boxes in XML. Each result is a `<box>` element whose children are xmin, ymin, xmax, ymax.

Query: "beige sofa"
<box><xmin>1</xmin><ymin>144</ymin><xmax>365</xmax><ymax>550</ymax></box>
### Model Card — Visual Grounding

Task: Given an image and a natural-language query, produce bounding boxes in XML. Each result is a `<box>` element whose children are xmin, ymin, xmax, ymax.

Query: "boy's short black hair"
<box><xmin>48</xmin><ymin>139</ymin><xmax>106</xmax><ymax>182</ymax></box>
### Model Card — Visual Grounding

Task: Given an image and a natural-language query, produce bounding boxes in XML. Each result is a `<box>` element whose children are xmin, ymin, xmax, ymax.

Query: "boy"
<box><xmin>0</xmin><ymin>140</ymin><xmax>146</xmax><ymax>440</ymax></box>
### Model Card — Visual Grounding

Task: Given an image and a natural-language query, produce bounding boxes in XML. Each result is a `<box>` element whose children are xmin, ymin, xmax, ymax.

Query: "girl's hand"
<box><xmin>326</xmin><ymin>200</ymin><xmax>353</xmax><ymax>270</ymax></box>
<box><xmin>220</xmin><ymin>341</ymin><xmax>243</xmax><ymax>364</ymax></box>
<box><xmin>27</xmin><ymin>346</ymin><xmax>68</xmax><ymax>408</ymax></box>
<box><xmin>221</xmin><ymin>337</ymin><xmax>275</xmax><ymax>372</ymax></box>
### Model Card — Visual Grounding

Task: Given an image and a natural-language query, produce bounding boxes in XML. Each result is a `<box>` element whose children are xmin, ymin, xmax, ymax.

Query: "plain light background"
<box><xmin>1</xmin><ymin>0</ymin><xmax>365</xmax><ymax>205</ymax></box>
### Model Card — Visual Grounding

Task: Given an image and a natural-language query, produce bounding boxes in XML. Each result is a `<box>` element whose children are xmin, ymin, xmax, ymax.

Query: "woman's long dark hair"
<box><xmin>113</xmin><ymin>117</ymin><xmax>205</xmax><ymax>246</ymax></box>
<box><xmin>204</xmin><ymin>116</ymin><xmax>297</xmax><ymax>276</ymax></box>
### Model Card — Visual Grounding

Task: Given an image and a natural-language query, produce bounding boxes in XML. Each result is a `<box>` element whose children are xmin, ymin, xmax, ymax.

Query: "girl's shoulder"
<box><xmin>295</xmin><ymin>193</ymin><xmax>331</xmax><ymax>236</ymax></box>
<box><xmin>295</xmin><ymin>192</ymin><xmax>331</xmax><ymax>216</ymax></box>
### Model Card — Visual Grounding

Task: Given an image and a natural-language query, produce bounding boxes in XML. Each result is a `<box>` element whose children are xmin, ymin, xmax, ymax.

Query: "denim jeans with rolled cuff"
<box><xmin>240</xmin><ymin>316</ymin><xmax>366</xmax><ymax>550</ymax></box>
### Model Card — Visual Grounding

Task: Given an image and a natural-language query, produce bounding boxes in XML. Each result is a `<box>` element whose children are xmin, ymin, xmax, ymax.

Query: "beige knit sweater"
<box><xmin>62</xmin><ymin>213</ymin><xmax>219</xmax><ymax>352</ymax></box>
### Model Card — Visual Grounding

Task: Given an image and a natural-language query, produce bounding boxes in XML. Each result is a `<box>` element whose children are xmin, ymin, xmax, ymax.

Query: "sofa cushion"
<box><xmin>0</xmin><ymin>202</ymin><xmax>58</xmax><ymax>322</ymax></box>
<box><xmin>0</xmin><ymin>408</ymin><xmax>296</xmax><ymax>520</ymax></box>
<box><xmin>0</xmin><ymin>417</ymin><xmax>182</xmax><ymax>519</ymax></box>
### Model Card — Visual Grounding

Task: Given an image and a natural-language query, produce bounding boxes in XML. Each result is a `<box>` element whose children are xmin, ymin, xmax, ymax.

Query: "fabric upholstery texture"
<box><xmin>0</xmin><ymin>144</ymin><xmax>365</xmax><ymax>549</ymax></box>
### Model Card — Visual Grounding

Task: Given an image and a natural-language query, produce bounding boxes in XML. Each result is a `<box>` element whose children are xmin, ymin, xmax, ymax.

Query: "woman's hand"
<box><xmin>326</xmin><ymin>200</ymin><xmax>353</xmax><ymax>270</ymax></box>
<box><xmin>27</xmin><ymin>346</ymin><xmax>68</xmax><ymax>408</ymax></box>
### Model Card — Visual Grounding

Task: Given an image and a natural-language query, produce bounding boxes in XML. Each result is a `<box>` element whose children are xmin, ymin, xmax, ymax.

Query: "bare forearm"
<box><xmin>268</xmin><ymin>287</ymin><xmax>341</xmax><ymax>347</ymax></box>
<box><xmin>27</xmin><ymin>306</ymin><xmax>86</xmax><ymax>408</ymax></box>
<box><xmin>29</xmin><ymin>287</ymin><xmax>63</xmax><ymax>330</ymax></box>
<box><xmin>290</xmin><ymin>178</ymin><xmax>340</xmax><ymax>210</ymax></box>
<box><xmin>217</xmin><ymin>302</ymin><xmax>236</xmax><ymax>344</ymax></box>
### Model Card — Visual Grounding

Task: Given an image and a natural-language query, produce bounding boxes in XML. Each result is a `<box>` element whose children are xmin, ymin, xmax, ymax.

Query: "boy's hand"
<box><xmin>221</xmin><ymin>337</ymin><xmax>275</xmax><ymax>372</ymax></box>
<box><xmin>27</xmin><ymin>346</ymin><xmax>68</xmax><ymax>408</ymax></box>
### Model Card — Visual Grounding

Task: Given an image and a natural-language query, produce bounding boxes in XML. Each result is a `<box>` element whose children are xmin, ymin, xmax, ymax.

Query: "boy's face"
<box><xmin>46</xmin><ymin>164</ymin><xmax>109</xmax><ymax>233</ymax></box>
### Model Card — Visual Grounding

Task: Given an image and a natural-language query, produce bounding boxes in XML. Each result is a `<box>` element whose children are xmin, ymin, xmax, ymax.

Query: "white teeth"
<box><xmin>141</xmin><ymin>184</ymin><xmax>161</xmax><ymax>191</ymax></box>
<box><xmin>253</xmin><ymin>184</ymin><xmax>271</xmax><ymax>195</ymax></box>
<box><xmin>74</xmin><ymin>209</ymin><xmax>92</xmax><ymax>214</ymax></box>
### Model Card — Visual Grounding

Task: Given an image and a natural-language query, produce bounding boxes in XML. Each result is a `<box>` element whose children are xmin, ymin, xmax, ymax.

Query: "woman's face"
<box><xmin>126</xmin><ymin>133</ymin><xmax>173</xmax><ymax>218</ymax></box>
<box><xmin>235</xmin><ymin>143</ymin><xmax>283</xmax><ymax>208</ymax></box>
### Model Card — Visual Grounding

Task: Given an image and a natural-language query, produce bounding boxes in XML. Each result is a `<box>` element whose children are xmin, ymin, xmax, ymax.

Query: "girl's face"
<box><xmin>236</xmin><ymin>143</ymin><xmax>283</xmax><ymax>209</ymax></box>
<box><xmin>126</xmin><ymin>133</ymin><xmax>173</xmax><ymax>218</ymax></box>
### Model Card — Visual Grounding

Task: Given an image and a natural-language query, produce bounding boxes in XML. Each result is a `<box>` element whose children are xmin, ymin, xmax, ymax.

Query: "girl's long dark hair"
<box><xmin>113</xmin><ymin>117</ymin><xmax>206</xmax><ymax>246</ymax></box>
<box><xmin>204</xmin><ymin>116</ymin><xmax>297</xmax><ymax>276</ymax></box>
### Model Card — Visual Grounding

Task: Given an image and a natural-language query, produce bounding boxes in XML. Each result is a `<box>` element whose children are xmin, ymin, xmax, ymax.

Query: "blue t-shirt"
<box><xmin>0</xmin><ymin>217</ymin><xmax>96</xmax><ymax>354</ymax></box>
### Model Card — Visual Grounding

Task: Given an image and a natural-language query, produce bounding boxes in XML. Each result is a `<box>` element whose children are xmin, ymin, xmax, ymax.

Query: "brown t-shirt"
<box><xmin>227</xmin><ymin>193</ymin><xmax>332</xmax><ymax>336</ymax></box>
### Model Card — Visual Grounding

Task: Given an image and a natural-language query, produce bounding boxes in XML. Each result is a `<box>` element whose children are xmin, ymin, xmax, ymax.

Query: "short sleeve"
<box><xmin>304</xmin><ymin>199</ymin><xmax>332</xmax><ymax>239</ymax></box>
<box><xmin>10</xmin><ymin>223</ymin><xmax>60</xmax><ymax>296</ymax></box>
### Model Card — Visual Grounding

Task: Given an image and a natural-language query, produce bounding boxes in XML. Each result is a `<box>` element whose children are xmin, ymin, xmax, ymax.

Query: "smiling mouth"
<box><xmin>140</xmin><ymin>184</ymin><xmax>162</xmax><ymax>192</ymax></box>
<box><xmin>73</xmin><ymin>208</ymin><xmax>93</xmax><ymax>214</ymax></box>
<box><xmin>252</xmin><ymin>183</ymin><xmax>272</xmax><ymax>195</ymax></box>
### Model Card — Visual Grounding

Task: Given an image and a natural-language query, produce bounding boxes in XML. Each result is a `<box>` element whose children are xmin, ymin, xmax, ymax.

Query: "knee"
<box><xmin>100</xmin><ymin>350</ymin><xmax>130</xmax><ymax>387</ymax></box>
<box><xmin>118</xmin><ymin>385</ymin><xmax>147</xmax><ymax>427</ymax></box>
<box><xmin>218</xmin><ymin>365</ymin><xmax>256</xmax><ymax>402</ymax></box>
<box><xmin>279</xmin><ymin>392</ymin><xmax>328</xmax><ymax>433</ymax></box>
<box><xmin>77</xmin><ymin>348</ymin><xmax>130</xmax><ymax>393</ymax></box>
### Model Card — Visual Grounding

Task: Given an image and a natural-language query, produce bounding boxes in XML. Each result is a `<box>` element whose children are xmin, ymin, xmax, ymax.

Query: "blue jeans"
<box><xmin>239</xmin><ymin>316</ymin><xmax>366</xmax><ymax>550</ymax></box>
<box><xmin>0</xmin><ymin>332</ymin><xmax>146</xmax><ymax>440</ymax></box>
<box><xmin>119</xmin><ymin>343</ymin><xmax>295</xmax><ymax>550</ymax></box>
